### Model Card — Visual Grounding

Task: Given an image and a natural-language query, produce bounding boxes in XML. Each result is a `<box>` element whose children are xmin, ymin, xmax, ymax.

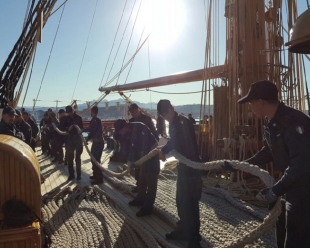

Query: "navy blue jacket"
<box><xmin>246</xmin><ymin>102</ymin><xmax>310</xmax><ymax>196</ymax></box>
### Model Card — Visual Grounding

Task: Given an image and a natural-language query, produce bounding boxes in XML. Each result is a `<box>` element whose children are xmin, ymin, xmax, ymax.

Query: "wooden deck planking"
<box><xmin>38</xmin><ymin>145</ymin><xmax>186</xmax><ymax>247</ymax></box>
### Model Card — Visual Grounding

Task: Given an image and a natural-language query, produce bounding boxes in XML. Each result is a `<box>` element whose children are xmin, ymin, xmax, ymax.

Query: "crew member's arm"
<box><xmin>272</xmin><ymin>122</ymin><xmax>310</xmax><ymax>196</ymax></box>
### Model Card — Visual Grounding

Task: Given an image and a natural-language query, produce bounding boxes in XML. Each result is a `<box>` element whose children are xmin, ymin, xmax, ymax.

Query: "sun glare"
<box><xmin>136</xmin><ymin>0</ymin><xmax>187</xmax><ymax>51</ymax></box>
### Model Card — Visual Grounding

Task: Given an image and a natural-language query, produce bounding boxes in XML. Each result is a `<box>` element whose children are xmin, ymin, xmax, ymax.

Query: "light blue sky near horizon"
<box><xmin>0</xmin><ymin>0</ymin><xmax>309</xmax><ymax>109</ymax></box>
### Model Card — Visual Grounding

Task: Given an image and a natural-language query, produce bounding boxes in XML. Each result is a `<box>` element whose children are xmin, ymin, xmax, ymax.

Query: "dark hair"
<box><xmin>91</xmin><ymin>106</ymin><xmax>98</xmax><ymax>114</ymax></box>
<box><xmin>157</xmin><ymin>100</ymin><xmax>172</xmax><ymax>115</ymax></box>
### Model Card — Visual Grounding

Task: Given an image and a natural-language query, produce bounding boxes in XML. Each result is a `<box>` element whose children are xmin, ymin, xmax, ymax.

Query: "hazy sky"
<box><xmin>0</xmin><ymin>0</ymin><xmax>309</xmax><ymax>108</ymax></box>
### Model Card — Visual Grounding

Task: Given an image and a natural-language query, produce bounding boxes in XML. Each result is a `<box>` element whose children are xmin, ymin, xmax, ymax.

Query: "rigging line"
<box><xmin>124</xmin><ymin>27</ymin><xmax>146</xmax><ymax>84</ymax></box>
<box><xmin>99</xmin><ymin>0</ymin><xmax>129</xmax><ymax>89</ymax></box>
<box><xmin>33</xmin><ymin>3</ymin><xmax>66</xmax><ymax>113</ymax></box>
<box><xmin>21</xmin><ymin>45</ymin><xmax>37</xmax><ymax>108</ymax></box>
<box><xmin>302</xmin><ymin>56</ymin><xmax>310</xmax><ymax>115</ymax></box>
<box><xmin>104</xmin><ymin>0</ymin><xmax>138</xmax><ymax>88</ymax></box>
<box><xmin>115</xmin><ymin>0</ymin><xmax>142</xmax><ymax>86</ymax></box>
<box><xmin>22</xmin><ymin>0</ymin><xmax>32</xmax><ymax>29</ymax></box>
<box><xmin>50</xmin><ymin>0</ymin><xmax>70</xmax><ymax>16</ymax></box>
<box><xmin>150</xmin><ymin>89</ymin><xmax>206</xmax><ymax>94</ymax></box>
<box><xmin>307</xmin><ymin>0</ymin><xmax>310</xmax><ymax>9</ymax></box>
<box><xmin>102</xmin><ymin>33</ymin><xmax>151</xmax><ymax>88</ymax></box>
<box><xmin>71</xmin><ymin>0</ymin><xmax>99</xmax><ymax>102</ymax></box>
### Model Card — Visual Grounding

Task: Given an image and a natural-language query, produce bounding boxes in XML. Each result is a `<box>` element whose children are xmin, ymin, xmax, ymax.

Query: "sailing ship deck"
<box><xmin>39</xmin><ymin>144</ymin><xmax>188</xmax><ymax>248</ymax></box>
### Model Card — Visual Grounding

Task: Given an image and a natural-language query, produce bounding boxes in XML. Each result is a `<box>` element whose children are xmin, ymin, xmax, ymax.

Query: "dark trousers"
<box><xmin>65</xmin><ymin>135</ymin><xmax>83</xmax><ymax>178</ymax></box>
<box><xmin>134</xmin><ymin>167</ymin><xmax>140</xmax><ymax>188</ymax></box>
<box><xmin>176</xmin><ymin>163</ymin><xmax>202</xmax><ymax>242</ymax></box>
<box><xmin>135</xmin><ymin>156</ymin><xmax>159</xmax><ymax>212</ymax></box>
<box><xmin>30</xmin><ymin>139</ymin><xmax>36</xmax><ymax>152</ymax></box>
<box><xmin>91</xmin><ymin>141</ymin><xmax>104</xmax><ymax>180</ymax></box>
<box><xmin>282</xmin><ymin>185</ymin><xmax>310</xmax><ymax>248</ymax></box>
<box><xmin>41</xmin><ymin>134</ymin><xmax>51</xmax><ymax>154</ymax></box>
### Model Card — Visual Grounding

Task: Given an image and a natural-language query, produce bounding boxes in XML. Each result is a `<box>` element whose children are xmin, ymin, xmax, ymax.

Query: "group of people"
<box><xmin>113</xmin><ymin>80</ymin><xmax>310</xmax><ymax>248</ymax></box>
<box><xmin>39</xmin><ymin>105</ymin><xmax>104</xmax><ymax>184</ymax></box>
<box><xmin>1</xmin><ymin>79</ymin><xmax>309</xmax><ymax>247</ymax></box>
<box><xmin>113</xmin><ymin>102</ymin><xmax>202</xmax><ymax>248</ymax></box>
<box><xmin>0</xmin><ymin>106</ymin><xmax>38</xmax><ymax>151</ymax></box>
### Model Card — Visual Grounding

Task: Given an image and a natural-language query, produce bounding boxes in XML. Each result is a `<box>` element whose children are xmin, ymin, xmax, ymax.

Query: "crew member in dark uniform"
<box><xmin>83</xmin><ymin>106</ymin><xmax>104</xmax><ymax>184</ymax></box>
<box><xmin>13</xmin><ymin>109</ymin><xmax>32</xmax><ymax>146</ymax></box>
<box><xmin>238</xmin><ymin>80</ymin><xmax>310</xmax><ymax>248</ymax></box>
<box><xmin>48</xmin><ymin>111</ymin><xmax>62</xmax><ymax>163</ymax></box>
<box><xmin>22</xmin><ymin>111</ymin><xmax>39</xmax><ymax>151</ymax></box>
<box><xmin>156</xmin><ymin>99</ymin><xmax>202</xmax><ymax>248</ymax></box>
<box><xmin>113</xmin><ymin>119</ymin><xmax>159</xmax><ymax>217</ymax></box>
<box><xmin>0</xmin><ymin>106</ymin><xmax>24</xmax><ymax>141</ymax></box>
<box><xmin>56</xmin><ymin>109</ymin><xmax>67</xmax><ymax>164</ymax></box>
<box><xmin>40</xmin><ymin>112</ymin><xmax>52</xmax><ymax>155</ymax></box>
<box><xmin>63</xmin><ymin>105</ymin><xmax>83</xmax><ymax>181</ymax></box>
<box><xmin>128</xmin><ymin>103</ymin><xmax>159</xmax><ymax>193</ymax></box>
<box><xmin>188</xmin><ymin>113</ymin><xmax>196</xmax><ymax>124</ymax></box>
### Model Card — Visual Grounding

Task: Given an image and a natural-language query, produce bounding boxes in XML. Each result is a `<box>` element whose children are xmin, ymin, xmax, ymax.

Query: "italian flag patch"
<box><xmin>296</xmin><ymin>126</ymin><xmax>304</xmax><ymax>134</ymax></box>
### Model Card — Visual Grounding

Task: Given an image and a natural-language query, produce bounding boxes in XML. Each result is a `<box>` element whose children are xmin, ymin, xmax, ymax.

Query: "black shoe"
<box><xmin>77</xmin><ymin>176</ymin><xmax>81</xmax><ymax>180</ymax></box>
<box><xmin>67</xmin><ymin>176</ymin><xmax>75</xmax><ymax>181</ymax></box>
<box><xmin>187</xmin><ymin>240</ymin><xmax>201</xmax><ymax>248</ymax></box>
<box><xmin>166</xmin><ymin>230</ymin><xmax>188</xmax><ymax>241</ymax></box>
<box><xmin>64</xmin><ymin>161</ymin><xmax>68</xmax><ymax>166</ymax></box>
<box><xmin>52</xmin><ymin>158</ymin><xmax>58</xmax><ymax>163</ymax></box>
<box><xmin>128</xmin><ymin>200</ymin><xmax>142</xmax><ymax>206</ymax></box>
<box><xmin>58</xmin><ymin>159</ymin><xmax>64</xmax><ymax>164</ymax></box>
<box><xmin>91</xmin><ymin>179</ymin><xmax>103</xmax><ymax>185</ymax></box>
<box><xmin>131</xmin><ymin>187</ymin><xmax>138</xmax><ymax>193</ymax></box>
<box><xmin>136</xmin><ymin>209</ymin><xmax>152</xmax><ymax>217</ymax></box>
<box><xmin>89</xmin><ymin>175</ymin><xmax>96</xmax><ymax>180</ymax></box>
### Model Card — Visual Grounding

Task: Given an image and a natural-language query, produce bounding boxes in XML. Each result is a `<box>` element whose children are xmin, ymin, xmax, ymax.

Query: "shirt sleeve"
<box><xmin>245</xmin><ymin>139</ymin><xmax>273</xmax><ymax>165</ymax></box>
<box><xmin>272</xmin><ymin>123</ymin><xmax>310</xmax><ymax>196</ymax></box>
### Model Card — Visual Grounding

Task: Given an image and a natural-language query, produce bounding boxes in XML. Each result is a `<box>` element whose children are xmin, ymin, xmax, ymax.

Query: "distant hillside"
<box><xmin>21</xmin><ymin>101</ymin><xmax>213</xmax><ymax>120</ymax></box>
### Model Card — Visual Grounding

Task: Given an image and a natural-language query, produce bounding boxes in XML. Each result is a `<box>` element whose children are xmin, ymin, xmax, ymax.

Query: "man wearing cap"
<box><xmin>128</xmin><ymin>103</ymin><xmax>159</xmax><ymax>193</ymax></box>
<box><xmin>22</xmin><ymin>111</ymin><xmax>39</xmax><ymax>151</ymax></box>
<box><xmin>83</xmin><ymin>106</ymin><xmax>104</xmax><ymax>184</ymax></box>
<box><xmin>113</xmin><ymin>119</ymin><xmax>160</xmax><ymax>217</ymax></box>
<box><xmin>0</xmin><ymin>106</ymin><xmax>24</xmax><ymax>141</ymax></box>
<box><xmin>63</xmin><ymin>105</ymin><xmax>84</xmax><ymax>181</ymax></box>
<box><xmin>238</xmin><ymin>80</ymin><xmax>310</xmax><ymax>248</ymax></box>
<box><xmin>156</xmin><ymin>99</ymin><xmax>202</xmax><ymax>248</ymax></box>
<box><xmin>14</xmin><ymin>109</ymin><xmax>32</xmax><ymax>146</ymax></box>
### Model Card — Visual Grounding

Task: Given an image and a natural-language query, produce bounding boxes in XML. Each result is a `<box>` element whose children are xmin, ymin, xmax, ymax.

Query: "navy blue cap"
<box><xmin>128</xmin><ymin>103</ymin><xmax>139</xmax><ymax>111</ymax></box>
<box><xmin>238</xmin><ymin>80</ymin><xmax>279</xmax><ymax>104</ymax></box>
<box><xmin>2</xmin><ymin>106</ymin><xmax>18</xmax><ymax>116</ymax></box>
<box><xmin>15</xmin><ymin>109</ymin><xmax>21</xmax><ymax>116</ymax></box>
<box><xmin>114</xmin><ymin>119</ymin><xmax>126</xmax><ymax>133</ymax></box>
<box><xmin>58</xmin><ymin>109</ymin><xmax>65</xmax><ymax>114</ymax></box>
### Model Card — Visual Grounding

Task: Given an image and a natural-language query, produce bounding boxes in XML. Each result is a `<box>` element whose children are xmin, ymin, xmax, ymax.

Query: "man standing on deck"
<box><xmin>113</xmin><ymin>119</ymin><xmax>160</xmax><ymax>217</ymax></box>
<box><xmin>63</xmin><ymin>105</ymin><xmax>83</xmax><ymax>181</ymax></box>
<box><xmin>238</xmin><ymin>80</ymin><xmax>310</xmax><ymax>248</ymax></box>
<box><xmin>156</xmin><ymin>99</ymin><xmax>202</xmax><ymax>248</ymax></box>
<box><xmin>13</xmin><ymin>109</ymin><xmax>32</xmax><ymax>146</ymax></box>
<box><xmin>83</xmin><ymin>106</ymin><xmax>104</xmax><ymax>185</ymax></box>
<box><xmin>0</xmin><ymin>106</ymin><xmax>24</xmax><ymax>141</ymax></box>
<box><xmin>22</xmin><ymin>111</ymin><xmax>39</xmax><ymax>151</ymax></box>
<box><xmin>128</xmin><ymin>103</ymin><xmax>159</xmax><ymax>193</ymax></box>
<box><xmin>40</xmin><ymin>112</ymin><xmax>52</xmax><ymax>156</ymax></box>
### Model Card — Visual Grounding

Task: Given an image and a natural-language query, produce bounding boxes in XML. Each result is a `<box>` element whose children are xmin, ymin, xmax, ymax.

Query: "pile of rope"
<box><xmin>42</xmin><ymin>186</ymin><xmax>178</xmax><ymax>248</ymax></box>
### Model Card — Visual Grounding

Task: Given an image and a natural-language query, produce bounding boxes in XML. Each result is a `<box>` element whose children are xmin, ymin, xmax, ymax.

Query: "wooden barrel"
<box><xmin>0</xmin><ymin>134</ymin><xmax>41</xmax><ymax>247</ymax></box>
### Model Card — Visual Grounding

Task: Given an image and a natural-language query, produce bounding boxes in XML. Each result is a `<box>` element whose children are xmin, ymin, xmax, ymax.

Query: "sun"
<box><xmin>136</xmin><ymin>0</ymin><xmax>187</xmax><ymax>51</ymax></box>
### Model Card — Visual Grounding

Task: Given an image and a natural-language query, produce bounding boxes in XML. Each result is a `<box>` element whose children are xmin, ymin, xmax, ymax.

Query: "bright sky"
<box><xmin>0</xmin><ymin>0</ymin><xmax>309</xmax><ymax>108</ymax></box>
